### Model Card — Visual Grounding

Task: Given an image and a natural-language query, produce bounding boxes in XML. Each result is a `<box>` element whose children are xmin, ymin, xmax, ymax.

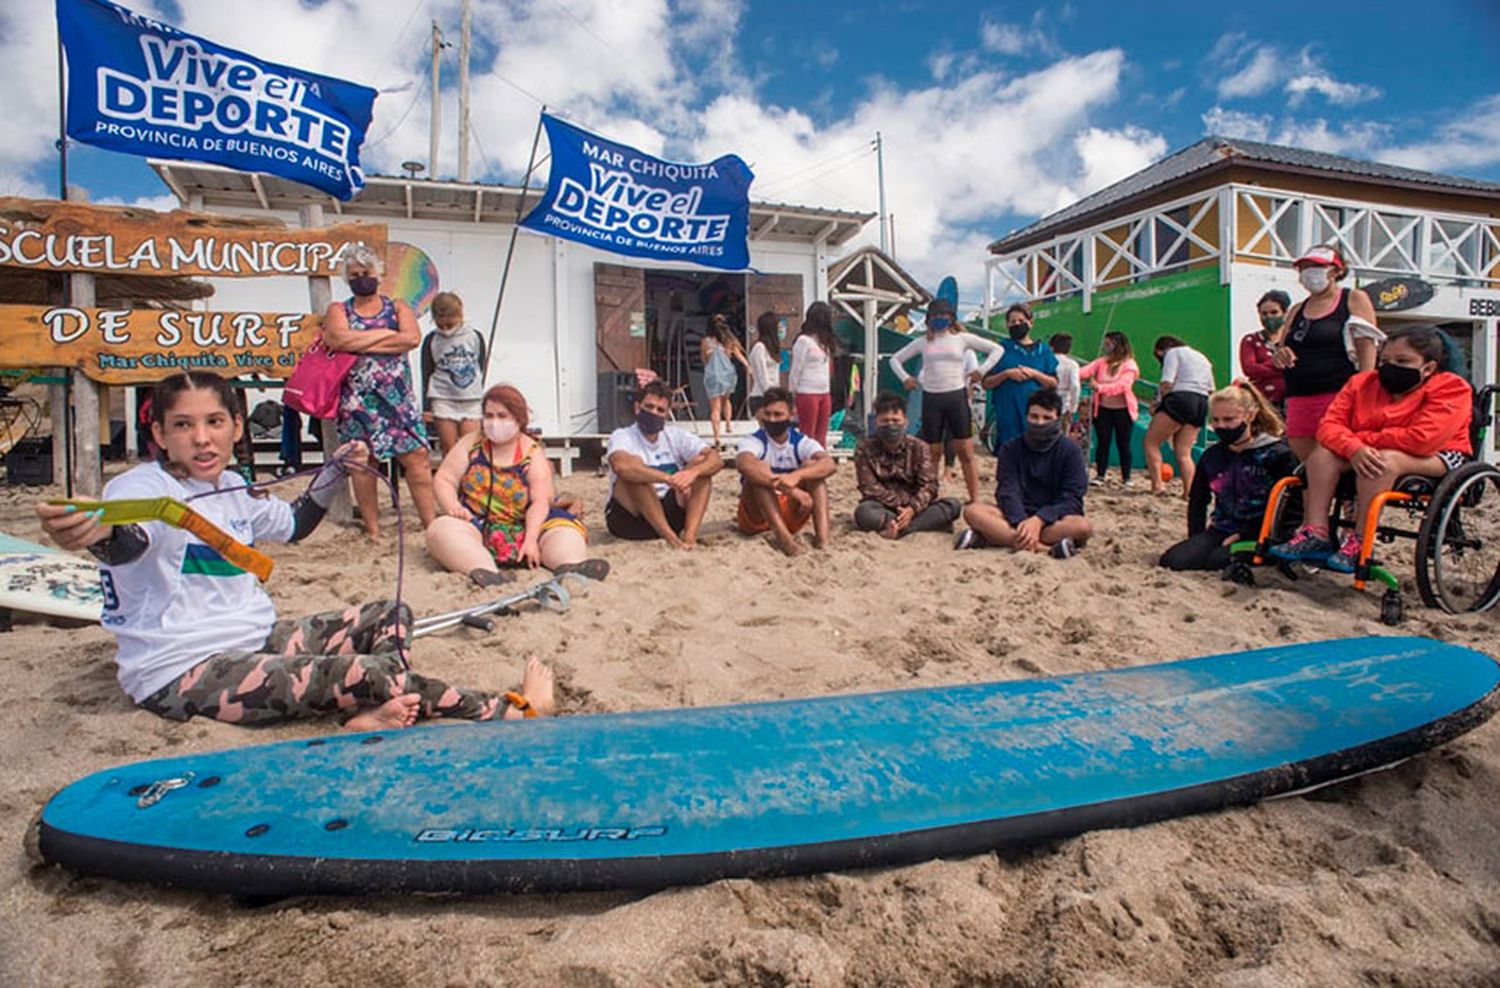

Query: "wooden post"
<box><xmin>69</xmin><ymin>270</ymin><xmax>102</xmax><ymax>496</ymax></box>
<box><xmin>48</xmin><ymin>384</ymin><xmax>67</xmax><ymax>487</ymax></box>
<box><xmin>299</xmin><ymin>203</ymin><xmax>351</xmax><ymax>523</ymax></box>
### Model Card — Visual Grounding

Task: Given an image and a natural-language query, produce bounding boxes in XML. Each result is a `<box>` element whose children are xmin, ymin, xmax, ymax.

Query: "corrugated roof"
<box><xmin>989</xmin><ymin>137</ymin><xmax>1500</xmax><ymax>253</ymax></box>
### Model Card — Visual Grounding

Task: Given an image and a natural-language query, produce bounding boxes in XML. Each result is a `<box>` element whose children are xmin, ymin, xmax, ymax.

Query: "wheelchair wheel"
<box><xmin>1415</xmin><ymin>462</ymin><xmax>1500</xmax><ymax>614</ymax></box>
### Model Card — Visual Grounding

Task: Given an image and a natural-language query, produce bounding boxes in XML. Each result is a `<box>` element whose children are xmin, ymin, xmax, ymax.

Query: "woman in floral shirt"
<box><xmin>322</xmin><ymin>243</ymin><xmax>435</xmax><ymax>537</ymax></box>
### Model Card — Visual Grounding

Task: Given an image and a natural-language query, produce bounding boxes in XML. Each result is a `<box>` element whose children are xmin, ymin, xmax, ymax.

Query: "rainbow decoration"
<box><xmin>380</xmin><ymin>242</ymin><xmax>441</xmax><ymax>316</ymax></box>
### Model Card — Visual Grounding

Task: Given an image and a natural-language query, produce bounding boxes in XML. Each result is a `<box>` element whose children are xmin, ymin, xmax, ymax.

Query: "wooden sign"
<box><xmin>0</xmin><ymin>304</ymin><xmax>319</xmax><ymax>384</ymax></box>
<box><xmin>1362</xmin><ymin>276</ymin><xmax>1435</xmax><ymax>313</ymax></box>
<box><xmin>0</xmin><ymin>197</ymin><xmax>386</xmax><ymax>278</ymax></box>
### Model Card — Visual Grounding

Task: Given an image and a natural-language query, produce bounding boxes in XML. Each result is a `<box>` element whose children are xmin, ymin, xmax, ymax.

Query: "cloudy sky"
<box><xmin>4</xmin><ymin>0</ymin><xmax>1498</xmax><ymax>301</ymax></box>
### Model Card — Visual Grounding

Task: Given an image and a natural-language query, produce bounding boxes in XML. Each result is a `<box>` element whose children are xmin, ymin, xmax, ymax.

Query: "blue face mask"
<box><xmin>929</xmin><ymin>316</ymin><xmax>953</xmax><ymax>331</ymax></box>
<box><xmin>636</xmin><ymin>409</ymin><xmax>666</xmax><ymax>435</ymax></box>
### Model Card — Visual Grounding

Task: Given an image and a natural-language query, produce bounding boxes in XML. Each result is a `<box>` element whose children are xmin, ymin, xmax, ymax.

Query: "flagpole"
<box><xmin>56</xmin><ymin>36</ymin><xmax>68</xmax><ymax>200</ymax></box>
<box><xmin>482</xmin><ymin>108</ymin><xmax>547</xmax><ymax>386</ymax></box>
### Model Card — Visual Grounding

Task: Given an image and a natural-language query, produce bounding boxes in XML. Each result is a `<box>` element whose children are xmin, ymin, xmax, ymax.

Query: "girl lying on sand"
<box><xmin>36</xmin><ymin>371</ymin><xmax>553</xmax><ymax>732</ymax></box>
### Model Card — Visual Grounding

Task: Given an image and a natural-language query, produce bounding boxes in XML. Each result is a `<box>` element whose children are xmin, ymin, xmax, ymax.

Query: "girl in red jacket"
<box><xmin>1270</xmin><ymin>325</ymin><xmax>1472</xmax><ymax>573</ymax></box>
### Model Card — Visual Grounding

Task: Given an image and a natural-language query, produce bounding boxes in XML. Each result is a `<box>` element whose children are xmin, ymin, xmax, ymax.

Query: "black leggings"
<box><xmin>1094</xmin><ymin>405</ymin><xmax>1133</xmax><ymax>481</ymax></box>
<box><xmin>1159</xmin><ymin>529</ymin><xmax>1234</xmax><ymax>572</ymax></box>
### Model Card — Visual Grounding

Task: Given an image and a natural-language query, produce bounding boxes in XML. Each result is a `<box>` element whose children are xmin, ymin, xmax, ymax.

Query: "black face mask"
<box><xmin>876</xmin><ymin>423</ymin><xmax>906</xmax><ymax>446</ymax></box>
<box><xmin>635</xmin><ymin>409</ymin><xmax>666</xmax><ymax>434</ymax></box>
<box><xmin>1377</xmin><ymin>363</ymin><xmax>1424</xmax><ymax>395</ymax></box>
<box><xmin>761</xmin><ymin>418</ymin><xmax>791</xmax><ymax>439</ymax></box>
<box><xmin>348</xmin><ymin>274</ymin><xmax>379</xmax><ymax>297</ymax></box>
<box><xmin>1008</xmin><ymin>322</ymin><xmax>1030</xmax><ymax>341</ymax></box>
<box><xmin>1023</xmin><ymin>419</ymin><xmax>1062</xmax><ymax>452</ymax></box>
<box><xmin>1216</xmin><ymin>422</ymin><xmax>1248</xmax><ymax>445</ymax></box>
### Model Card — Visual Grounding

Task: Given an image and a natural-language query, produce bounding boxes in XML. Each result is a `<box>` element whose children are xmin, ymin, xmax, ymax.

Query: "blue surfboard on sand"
<box><xmin>38</xmin><ymin>636</ymin><xmax>1499</xmax><ymax>897</ymax></box>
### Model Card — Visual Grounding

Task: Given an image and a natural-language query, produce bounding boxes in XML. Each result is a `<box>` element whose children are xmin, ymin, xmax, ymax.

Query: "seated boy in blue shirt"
<box><xmin>956</xmin><ymin>389</ymin><xmax>1092</xmax><ymax>558</ymax></box>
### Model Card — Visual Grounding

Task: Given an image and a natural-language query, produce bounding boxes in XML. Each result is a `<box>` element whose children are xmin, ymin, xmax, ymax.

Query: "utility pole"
<box><xmin>875</xmin><ymin>131</ymin><xmax>888</xmax><ymax>254</ymax></box>
<box><xmin>457</xmin><ymin>0</ymin><xmax>472</xmax><ymax>181</ymax></box>
<box><xmin>428</xmin><ymin>19</ymin><xmax>443</xmax><ymax>178</ymax></box>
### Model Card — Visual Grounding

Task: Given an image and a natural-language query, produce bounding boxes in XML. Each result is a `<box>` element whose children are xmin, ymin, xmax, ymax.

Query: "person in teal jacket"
<box><xmin>983</xmin><ymin>303</ymin><xmax>1058</xmax><ymax>453</ymax></box>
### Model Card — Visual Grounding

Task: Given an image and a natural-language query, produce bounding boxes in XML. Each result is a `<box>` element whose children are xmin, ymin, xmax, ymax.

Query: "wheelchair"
<box><xmin>1225</xmin><ymin>385</ymin><xmax>1500</xmax><ymax>625</ymax></box>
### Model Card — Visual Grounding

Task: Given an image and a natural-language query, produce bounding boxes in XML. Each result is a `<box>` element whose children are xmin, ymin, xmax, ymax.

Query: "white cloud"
<box><xmin>694</xmin><ymin>50</ymin><xmax>1167</xmax><ymax>290</ymax></box>
<box><xmin>94</xmin><ymin>193</ymin><xmax>183</xmax><ymax>212</ymax></box>
<box><xmin>1377</xmin><ymin>94</ymin><xmax>1500</xmax><ymax>174</ymax></box>
<box><xmin>1286</xmin><ymin>73</ymin><xmax>1381</xmax><ymax>107</ymax></box>
<box><xmin>1210</xmin><ymin>38</ymin><xmax>1380</xmax><ymax>111</ymax></box>
<box><xmin>1074</xmin><ymin>126</ymin><xmax>1169</xmax><ymax>195</ymax></box>
<box><xmin>1201</xmin><ymin>106</ymin><xmax>1272</xmax><ymax>142</ymax></box>
<box><xmin>1217</xmin><ymin>47</ymin><xmax>1281</xmax><ymax>99</ymax></box>
<box><xmin>1202</xmin><ymin>106</ymin><xmax>1389</xmax><ymax>157</ymax></box>
<box><xmin>981</xmin><ymin>20</ymin><xmax>1030</xmax><ymax>56</ymax></box>
<box><xmin>0</xmin><ymin>1</ymin><xmax>1171</xmax><ymax>294</ymax></box>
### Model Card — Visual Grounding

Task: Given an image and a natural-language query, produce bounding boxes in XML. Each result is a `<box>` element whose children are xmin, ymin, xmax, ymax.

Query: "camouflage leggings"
<box><xmin>139</xmin><ymin>599</ymin><xmax>500</xmax><ymax>724</ymax></box>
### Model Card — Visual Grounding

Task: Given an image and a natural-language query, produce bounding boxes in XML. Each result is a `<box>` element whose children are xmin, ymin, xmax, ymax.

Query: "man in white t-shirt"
<box><xmin>605</xmin><ymin>380</ymin><xmax>723</xmax><ymax>548</ymax></box>
<box><xmin>734</xmin><ymin>387</ymin><xmax>835</xmax><ymax>556</ymax></box>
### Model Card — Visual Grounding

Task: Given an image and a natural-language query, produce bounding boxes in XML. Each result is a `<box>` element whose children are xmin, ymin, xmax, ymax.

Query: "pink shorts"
<box><xmin>1284</xmin><ymin>392</ymin><xmax>1340</xmax><ymax>439</ymax></box>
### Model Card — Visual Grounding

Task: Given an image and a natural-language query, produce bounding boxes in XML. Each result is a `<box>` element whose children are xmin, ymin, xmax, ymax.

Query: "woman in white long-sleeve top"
<box><xmin>890</xmin><ymin>298</ymin><xmax>1003</xmax><ymax>503</ymax></box>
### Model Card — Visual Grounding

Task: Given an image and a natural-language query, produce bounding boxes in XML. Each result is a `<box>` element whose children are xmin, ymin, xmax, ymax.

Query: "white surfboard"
<box><xmin>0</xmin><ymin>533</ymin><xmax>103</xmax><ymax>622</ymax></box>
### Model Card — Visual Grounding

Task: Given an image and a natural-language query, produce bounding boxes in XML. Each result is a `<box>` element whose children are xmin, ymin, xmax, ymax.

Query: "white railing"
<box><xmin>983</xmin><ymin>182</ymin><xmax>1500</xmax><ymax>318</ymax></box>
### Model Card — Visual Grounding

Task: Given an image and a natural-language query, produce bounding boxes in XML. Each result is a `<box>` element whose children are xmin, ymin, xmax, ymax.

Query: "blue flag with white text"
<box><xmin>521</xmin><ymin>114</ymin><xmax>754</xmax><ymax>271</ymax></box>
<box><xmin>57</xmin><ymin>0</ymin><xmax>376</xmax><ymax>200</ymax></box>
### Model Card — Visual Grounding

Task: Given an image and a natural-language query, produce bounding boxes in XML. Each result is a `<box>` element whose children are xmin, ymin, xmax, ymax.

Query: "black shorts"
<box><xmin>919</xmin><ymin>388</ymin><xmax>972</xmax><ymax>443</ymax></box>
<box><xmin>605</xmin><ymin>492</ymin><xmax>686</xmax><ymax>541</ymax></box>
<box><xmin>1159</xmin><ymin>391</ymin><xmax>1208</xmax><ymax>428</ymax></box>
<box><xmin>1437</xmin><ymin>450</ymin><xmax>1471</xmax><ymax>473</ymax></box>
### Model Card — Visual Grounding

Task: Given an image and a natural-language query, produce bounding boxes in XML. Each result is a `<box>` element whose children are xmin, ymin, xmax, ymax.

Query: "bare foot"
<box><xmin>880</xmin><ymin>523</ymin><xmax>901</xmax><ymax>540</ymax></box>
<box><xmin>503</xmin><ymin>657</ymin><xmax>556</xmax><ymax>719</ymax></box>
<box><xmin>345</xmin><ymin>694</ymin><xmax>420</xmax><ymax>731</ymax></box>
<box><xmin>812</xmin><ymin>532</ymin><xmax>829</xmax><ymax>550</ymax></box>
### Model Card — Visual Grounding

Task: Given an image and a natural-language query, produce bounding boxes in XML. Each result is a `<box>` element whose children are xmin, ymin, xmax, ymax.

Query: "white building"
<box><xmin>150</xmin><ymin>161</ymin><xmax>872</xmax><ymax>444</ymax></box>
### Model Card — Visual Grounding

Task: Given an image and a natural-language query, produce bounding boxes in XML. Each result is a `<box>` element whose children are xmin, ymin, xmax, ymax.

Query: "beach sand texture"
<box><xmin>1</xmin><ymin>459</ymin><xmax>1498</xmax><ymax>988</ymax></box>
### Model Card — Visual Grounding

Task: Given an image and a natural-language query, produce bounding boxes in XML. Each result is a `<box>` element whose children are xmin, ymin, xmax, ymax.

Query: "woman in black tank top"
<box><xmin>1272</xmin><ymin>245</ymin><xmax>1380</xmax><ymax>459</ymax></box>
<box><xmin>1284</xmin><ymin>288</ymin><xmax>1355</xmax><ymax>397</ymax></box>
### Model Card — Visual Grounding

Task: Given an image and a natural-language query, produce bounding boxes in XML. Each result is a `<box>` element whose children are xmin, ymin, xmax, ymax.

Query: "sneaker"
<box><xmin>1324</xmin><ymin>533</ymin><xmax>1365</xmax><ymax>574</ymax></box>
<box><xmin>1268</xmin><ymin>525</ymin><xmax>1335</xmax><ymax>564</ymax></box>
<box><xmin>954</xmin><ymin>529</ymin><xmax>985</xmax><ymax>550</ymax></box>
<box><xmin>1050</xmin><ymin>538</ymin><xmax>1077</xmax><ymax>560</ymax></box>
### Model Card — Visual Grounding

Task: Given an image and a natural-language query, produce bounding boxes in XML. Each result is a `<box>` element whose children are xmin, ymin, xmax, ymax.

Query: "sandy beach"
<box><xmin>1</xmin><ymin>455</ymin><xmax>1498</xmax><ymax>988</ymax></box>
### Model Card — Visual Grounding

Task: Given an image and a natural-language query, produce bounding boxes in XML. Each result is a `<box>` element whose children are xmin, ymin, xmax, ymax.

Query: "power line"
<box><xmin>364</xmin><ymin>66</ymin><xmax>429</xmax><ymax>148</ymax></box>
<box><xmin>757</xmin><ymin>145</ymin><xmax>876</xmax><ymax>199</ymax></box>
<box><xmin>374</xmin><ymin>0</ymin><xmax>430</xmax><ymax>87</ymax></box>
<box><xmin>755</xmin><ymin>141</ymin><xmax>875</xmax><ymax>196</ymax></box>
<box><xmin>547</xmin><ymin>0</ymin><xmax>634</xmax><ymax>62</ymax></box>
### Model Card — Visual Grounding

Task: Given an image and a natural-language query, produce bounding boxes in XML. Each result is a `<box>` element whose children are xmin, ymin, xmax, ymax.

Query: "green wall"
<box><xmin>990</xmin><ymin>265</ymin><xmax>1232</xmax><ymax>389</ymax></box>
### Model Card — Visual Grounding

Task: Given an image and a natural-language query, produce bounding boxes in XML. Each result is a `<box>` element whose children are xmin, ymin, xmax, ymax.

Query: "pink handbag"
<box><xmin>283</xmin><ymin>337</ymin><xmax>356</xmax><ymax>419</ymax></box>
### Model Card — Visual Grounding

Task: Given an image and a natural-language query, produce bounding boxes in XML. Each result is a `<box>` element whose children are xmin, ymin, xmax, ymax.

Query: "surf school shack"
<box><xmin>981</xmin><ymin>137</ymin><xmax>1500</xmax><ymax>461</ymax></box>
<box><xmin>150</xmin><ymin>160</ymin><xmax>872</xmax><ymax>457</ymax></box>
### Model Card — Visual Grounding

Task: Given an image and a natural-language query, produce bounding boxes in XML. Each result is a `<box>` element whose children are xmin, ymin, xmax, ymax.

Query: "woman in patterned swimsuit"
<box><xmin>425</xmin><ymin>384</ymin><xmax>608</xmax><ymax>586</ymax></box>
<box><xmin>321</xmin><ymin>243</ymin><xmax>436</xmax><ymax>537</ymax></box>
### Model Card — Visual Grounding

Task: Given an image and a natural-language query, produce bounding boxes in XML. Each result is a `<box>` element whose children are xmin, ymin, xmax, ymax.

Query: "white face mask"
<box><xmin>1298</xmin><ymin>267</ymin><xmax>1331</xmax><ymax>294</ymax></box>
<box><xmin>483</xmin><ymin>418</ymin><xmax>519</xmax><ymax>444</ymax></box>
